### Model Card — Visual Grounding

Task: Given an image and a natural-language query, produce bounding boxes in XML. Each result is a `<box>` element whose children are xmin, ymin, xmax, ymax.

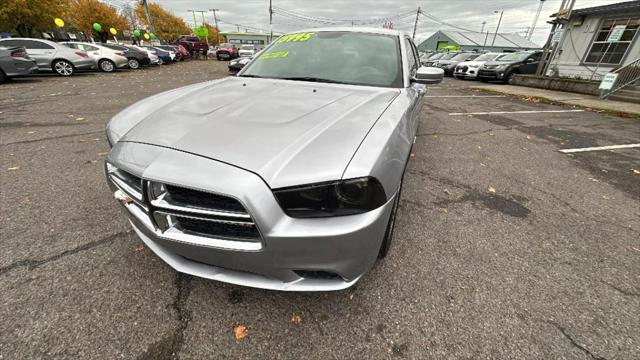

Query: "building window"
<box><xmin>584</xmin><ymin>17</ymin><xmax>639</xmax><ymax>65</ymax></box>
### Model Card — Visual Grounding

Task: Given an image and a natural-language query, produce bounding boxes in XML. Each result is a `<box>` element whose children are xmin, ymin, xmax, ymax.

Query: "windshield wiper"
<box><xmin>277</xmin><ymin>76</ymin><xmax>349</xmax><ymax>85</ymax></box>
<box><xmin>239</xmin><ymin>74</ymin><xmax>264</xmax><ymax>78</ymax></box>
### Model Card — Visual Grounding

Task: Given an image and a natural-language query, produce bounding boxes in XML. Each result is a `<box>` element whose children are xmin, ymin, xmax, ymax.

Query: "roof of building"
<box><xmin>422</xmin><ymin>30</ymin><xmax>540</xmax><ymax>49</ymax></box>
<box><xmin>553</xmin><ymin>1</ymin><xmax>640</xmax><ymax>17</ymax></box>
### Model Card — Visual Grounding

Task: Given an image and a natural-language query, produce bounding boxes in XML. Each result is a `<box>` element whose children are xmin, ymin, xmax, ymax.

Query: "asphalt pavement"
<box><xmin>1</xmin><ymin>61</ymin><xmax>638</xmax><ymax>359</ymax></box>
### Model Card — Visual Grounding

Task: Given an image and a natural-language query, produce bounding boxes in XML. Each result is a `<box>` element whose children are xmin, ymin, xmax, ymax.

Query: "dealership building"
<box><xmin>219</xmin><ymin>32</ymin><xmax>276</xmax><ymax>50</ymax></box>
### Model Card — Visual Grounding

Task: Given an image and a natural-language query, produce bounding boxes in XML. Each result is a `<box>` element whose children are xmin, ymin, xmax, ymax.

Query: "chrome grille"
<box><xmin>106</xmin><ymin>162</ymin><xmax>262</xmax><ymax>250</ymax></box>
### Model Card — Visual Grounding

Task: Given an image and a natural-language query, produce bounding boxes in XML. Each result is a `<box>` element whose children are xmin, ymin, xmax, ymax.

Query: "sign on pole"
<box><xmin>607</xmin><ymin>25</ymin><xmax>626</xmax><ymax>42</ymax></box>
<box><xmin>551</xmin><ymin>30</ymin><xmax>563</xmax><ymax>42</ymax></box>
<box><xmin>599</xmin><ymin>73</ymin><xmax>619</xmax><ymax>90</ymax></box>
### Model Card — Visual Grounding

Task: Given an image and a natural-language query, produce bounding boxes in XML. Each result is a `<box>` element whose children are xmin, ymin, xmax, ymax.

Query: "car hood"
<box><xmin>459</xmin><ymin>60</ymin><xmax>486</xmax><ymax>67</ymax></box>
<box><xmin>483</xmin><ymin>60</ymin><xmax>514</xmax><ymax>66</ymax></box>
<box><xmin>115</xmin><ymin>77</ymin><xmax>399</xmax><ymax>188</ymax></box>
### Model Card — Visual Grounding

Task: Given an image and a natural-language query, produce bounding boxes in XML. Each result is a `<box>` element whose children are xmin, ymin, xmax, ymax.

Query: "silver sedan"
<box><xmin>105</xmin><ymin>28</ymin><xmax>443</xmax><ymax>291</ymax></box>
<box><xmin>0</xmin><ymin>38</ymin><xmax>95</xmax><ymax>76</ymax></box>
<box><xmin>61</xmin><ymin>42</ymin><xmax>128</xmax><ymax>72</ymax></box>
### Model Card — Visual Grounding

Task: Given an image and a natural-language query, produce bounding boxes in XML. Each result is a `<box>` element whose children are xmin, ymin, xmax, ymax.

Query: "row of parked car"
<box><xmin>0</xmin><ymin>37</ymin><xmax>194</xmax><ymax>83</ymax></box>
<box><xmin>419</xmin><ymin>50</ymin><xmax>544</xmax><ymax>84</ymax></box>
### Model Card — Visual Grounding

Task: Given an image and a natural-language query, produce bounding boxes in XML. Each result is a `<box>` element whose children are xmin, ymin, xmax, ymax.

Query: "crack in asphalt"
<box><xmin>138</xmin><ymin>273</ymin><xmax>193</xmax><ymax>360</ymax></box>
<box><xmin>1</xmin><ymin>130</ymin><xmax>105</xmax><ymax>146</ymax></box>
<box><xmin>546</xmin><ymin>321</ymin><xmax>607</xmax><ymax>360</ymax></box>
<box><xmin>601</xmin><ymin>280</ymin><xmax>640</xmax><ymax>297</ymax></box>
<box><xmin>0</xmin><ymin>231</ymin><xmax>129</xmax><ymax>276</ymax></box>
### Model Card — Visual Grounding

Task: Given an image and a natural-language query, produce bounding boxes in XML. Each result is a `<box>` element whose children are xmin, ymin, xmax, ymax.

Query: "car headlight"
<box><xmin>273</xmin><ymin>177</ymin><xmax>387</xmax><ymax>218</ymax></box>
<box><xmin>468</xmin><ymin>64</ymin><xmax>479</xmax><ymax>68</ymax></box>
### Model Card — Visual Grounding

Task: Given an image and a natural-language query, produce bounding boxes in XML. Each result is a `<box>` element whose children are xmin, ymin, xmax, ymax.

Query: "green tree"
<box><xmin>0</xmin><ymin>0</ymin><xmax>70</xmax><ymax>37</ymax></box>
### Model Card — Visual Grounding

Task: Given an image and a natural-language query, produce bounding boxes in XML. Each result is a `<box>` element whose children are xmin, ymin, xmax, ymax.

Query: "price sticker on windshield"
<box><xmin>259</xmin><ymin>51</ymin><xmax>289</xmax><ymax>60</ymax></box>
<box><xmin>276</xmin><ymin>32</ymin><xmax>315</xmax><ymax>43</ymax></box>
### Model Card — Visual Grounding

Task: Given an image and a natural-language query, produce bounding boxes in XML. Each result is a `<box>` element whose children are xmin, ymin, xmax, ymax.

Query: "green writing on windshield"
<box><xmin>276</xmin><ymin>32</ymin><xmax>315</xmax><ymax>43</ymax></box>
<box><xmin>259</xmin><ymin>51</ymin><xmax>290</xmax><ymax>60</ymax></box>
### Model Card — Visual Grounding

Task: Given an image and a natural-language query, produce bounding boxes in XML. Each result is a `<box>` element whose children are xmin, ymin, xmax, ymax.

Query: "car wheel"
<box><xmin>158</xmin><ymin>58</ymin><xmax>164</xmax><ymax>65</ymax></box>
<box><xmin>0</xmin><ymin>70</ymin><xmax>6</xmax><ymax>84</ymax></box>
<box><xmin>378</xmin><ymin>180</ymin><xmax>404</xmax><ymax>259</ymax></box>
<box><xmin>506</xmin><ymin>72</ymin><xmax>517</xmax><ymax>84</ymax></box>
<box><xmin>52</xmin><ymin>60</ymin><xmax>74</xmax><ymax>76</ymax></box>
<box><xmin>128</xmin><ymin>58</ymin><xmax>140</xmax><ymax>69</ymax></box>
<box><xmin>479</xmin><ymin>78</ymin><xmax>489</xmax><ymax>83</ymax></box>
<box><xmin>99</xmin><ymin>59</ymin><xmax>115</xmax><ymax>73</ymax></box>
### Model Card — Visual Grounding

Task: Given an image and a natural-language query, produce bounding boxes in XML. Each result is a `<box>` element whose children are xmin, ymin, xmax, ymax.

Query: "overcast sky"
<box><xmin>135</xmin><ymin>0</ymin><xmax>621</xmax><ymax>45</ymax></box>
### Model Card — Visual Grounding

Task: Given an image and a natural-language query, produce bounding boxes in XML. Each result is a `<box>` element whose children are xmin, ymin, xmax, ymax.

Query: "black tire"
<box><xmin>98</xmin><ymin>59</ymin><xmax>116</xmax><ymax>73</ymax></box>
<box><xmin>52</xmin><ymin>59</ymin><xmax>74</xmax><ymax>76</ymax></box>
<box><xmin>0</xmin><ymin>70</ymin><xmax>6</xmax><ymax>84</ymax></box>
<box><xmin>505</xmin><ymin>72</ymin><xmax>517</xmax><ymax>84</ymax></box>
<box><xmin>479</xmin><ymin>78</ymin><xmax>489</xmax><ymax>83</ymax></box>
<box><xmin>378</xmin><ymin>180</ymin><xmax>404</xmax><ymax>259</ymax></box>
<box><xmin>128</xmin><ymin>58</ymin><xmax>140</xmax><ymax>69</ymax></box>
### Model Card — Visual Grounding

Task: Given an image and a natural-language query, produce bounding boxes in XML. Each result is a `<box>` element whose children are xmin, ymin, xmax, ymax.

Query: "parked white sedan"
<box><xmin>62</xmin><ymin>42</ymin><xmax>128</xmax><ymax>72</ymax></box>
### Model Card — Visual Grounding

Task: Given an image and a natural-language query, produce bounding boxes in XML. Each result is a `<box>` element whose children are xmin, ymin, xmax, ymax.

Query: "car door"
<box><xmin>404</xmin><ymin>37</ymin><xmax>423</xmax><ymax>136</ymax></box>
<box><xmin>522</xmin><ymin>52</ymin><xmax>542</xmax><ymax>74</ymax></box>
<box><xmin>79</xmin><ymin>44</ymin><xmax>101</xmax><ymax>62</ymax></box>
<box><xmin>25</xmin><ymin>40</ymin><xmax>57</xmax><ymax>69</ymax></box>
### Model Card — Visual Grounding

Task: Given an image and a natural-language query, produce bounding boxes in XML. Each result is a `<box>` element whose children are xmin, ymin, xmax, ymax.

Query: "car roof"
<box><xmin>0</xmin><ymin>37</ymin><xmax>57</xmax><ymax>45</ymax></box>
<box><xmin>286</xmin><ymin>27</ymin><xmax>405</xmax><ymax>37</ymax></box>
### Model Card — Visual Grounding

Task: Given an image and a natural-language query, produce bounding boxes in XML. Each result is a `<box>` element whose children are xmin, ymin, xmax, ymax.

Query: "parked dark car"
<box><xmin>0</xmin><ymin>46</ymin><xmax>38</xmax><ymax>83</ymax></box>
<box><xmin>478</xmin><ymin>51</ymin><xmax>543</xmax><ymax>84</ymax></box>
<box><xmin>228</xmin><ymin>56</ymin><xmax>252</xmax><ymax>74</ymax></box>
<box><xmin>435</xmin><ymin>52</ymin><xmax>479</xmax><ymax>76</ymax></box>
<box><xmin>103</xmin><ymin>44</ymin><xmax>150</xmax><ymax>69</ymax></box>
<box><xmin>176</xmin><ymin>35</ymin><xmax>208</xmax><ymax>56</ymax></box>
<box><xmin>421</xmin><ymin>52</ymin><xmax>451</xmax><ymax>67</ymax></box>
<box><xmin>216</xmin><ymin>43</ymin><xmax>239</xmax><ymax>60</ymax></box>
<box><xmin>142</xmin><ymin>46</ymin><xmax>172</xmax><ymax>64</ymax></box>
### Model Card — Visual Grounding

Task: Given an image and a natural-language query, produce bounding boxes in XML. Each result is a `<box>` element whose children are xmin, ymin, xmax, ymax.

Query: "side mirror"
<box><xmin>413</xmin><ymin>66</ymin><xmax>444</xmax><ymax>85</ymax></box>
<box><xmin>526</xmin><ymin>58</ymin><xmax>535</xmax><ymax>63</ymax></box>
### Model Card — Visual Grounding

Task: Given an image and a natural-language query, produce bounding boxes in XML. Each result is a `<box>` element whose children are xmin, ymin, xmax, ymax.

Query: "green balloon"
<box><xmin>149</xmin><ymin>33</ymin><xmax>156</xmax><ymax>39</ymax></box>
<box><xmin>93</xmin><ymin>23</ymin><xmax>102</xmax><ymax>32</ymax></box>
<box><xmin>133</xmin><ymin>29</ymin><xmax>141</xmax><ymax>37</ymax></box>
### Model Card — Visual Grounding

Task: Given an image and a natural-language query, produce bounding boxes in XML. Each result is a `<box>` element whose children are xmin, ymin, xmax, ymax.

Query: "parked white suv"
<box><xmin>62</xmin><ymin>42</ymin><xmax>128</xmax><ymax>72</ymax></box>
<box><xmin>238</xmin><ymin>44</ymin><xmax>257</xmax><ymax>57</ymax></box>
<box><xmin>454</xmin><ymin>52</ymin><xmax>506</xmax><ymax>80</ymax></box>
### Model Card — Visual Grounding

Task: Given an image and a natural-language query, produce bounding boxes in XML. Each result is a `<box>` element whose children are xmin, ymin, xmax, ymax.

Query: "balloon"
<box><xmin>149</xmin><ymin>33</ymin><xmax>156</xmax><ymax>39</ymax></box>
<box><xmin>54</xmin><ymin>18</ymin><xmax>65</xmax><ymax>28</ymax></box>
<box><xmin>143</xmin><ymin>33</ymin><xmax>150</xmax><ymax>40</ymax></box>
<box><xmin>109</xmin><ymin>28</ymin><xmax>117</xmax><ymax>35</ymax></box>
<box><xmin>133</xmin><ymin>29</ymin><xmax>141</xmax><ymax>37</ymax></box>
<box><xmin>93</xmin><ymin>23</ymin><xmax>102</xmax><ymax>32</ymax></box>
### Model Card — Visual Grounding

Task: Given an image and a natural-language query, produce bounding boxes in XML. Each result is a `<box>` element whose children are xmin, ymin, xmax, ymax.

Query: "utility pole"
<box><xmin>269</xmin><ymin>0</ymin><xmax>273</xmax><ymax>43</ymax></box>
<box><xmin>528</xmin><ymin>0</ymin><xmax>547</xmax><ymax>40</ymax></box>
<box><xmin>491</xmin><ymin>10</ymin><xmax>504</xmax><ymax>47</ymax></box>
<box><xmin>187</xmin><ymin>10</ymin><xmax>198</xmax><ymax>28</ymax></box>
<box><xmin>412</xmin><ymin>6</ymin><xmax>421</xmax><ymax>40</ymax></box>
<box><xmin>480</xmin><ymin>21</ymin><xmax>486</xmax><ymax>33</ymax></box>
<box><xmin>209</xmin><ymin>8</ymin><xmax>220</xmax><ymax>44</ymax></box>
<box><xmin>141</xmin><ymin>0</ymin><xmax>156</xmax><ymax>35</ymax></box>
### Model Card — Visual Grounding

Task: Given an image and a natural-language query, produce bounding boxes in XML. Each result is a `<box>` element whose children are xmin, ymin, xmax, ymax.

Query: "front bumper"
<box><xmin>477</xmin><ymin>69</ymin><xmax>506</xmax><ymax>80</ymax></box>
<box><xmin>454</xmin><ymin>66</ymin><xmax>479</xmax><ymax>79</ymax></box>
<box><xmin>106</xmin><ymin>142</ymin><xmax>394</xmax><ymax>291</ymax></box>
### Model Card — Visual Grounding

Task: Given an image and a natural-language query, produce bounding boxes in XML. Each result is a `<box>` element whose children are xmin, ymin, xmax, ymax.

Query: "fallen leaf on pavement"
<box><xmin>27</xmin><ymin>131</ymin><xmax>36</xmax><ymax>134</ymax></box>
<box><xmin>134</xmin><ymin>245</ymin><xmax>144</xmax><ymax>252</ymax></box>
<box><xmin>98</xmin><ymin>152</ymin><xmax>109</xmax><ymax>156</ymax></box>
<box><xmin>290</xmin><ymin>314</ymin><xmax>302</xmax><ymax>325</ymax></box>
<box><xmin>8</xmin><ymin>166</ymin><xmax>20</xmax><ymax>171</ymax></box>
<box><xmin>233</xmin><ymin>325</ymin><xmax>248</xmax><ymax>340</ymax></box>
<box><xmin>633</xmin><ymin>169</ymin><xmax>640</xmax><ymax>174</ymax></box>
<box><xmin>488</xmin><ymin>187</ymin><xmax>496</xmax><ymax>193</ymax></box>
<box><xmin>76</xmin><ymin>117</ymin><xmax>85</xmax><ymax>121</ymax></box>
<box><xmin>438</xmin><ymin>208</ymin><xmax>448</xmax><ymax>213</ymax></box>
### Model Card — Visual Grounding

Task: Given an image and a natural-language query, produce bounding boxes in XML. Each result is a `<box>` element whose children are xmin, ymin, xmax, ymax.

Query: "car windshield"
<box><xmin>451</xmin><ymin>53</ymin><xmax>476</xmax><ymax>61</ymax></box>
<box><xmin>475</xmin><ymin>53</ymin><xmax>501</xmax><ymax>61</ymax></box>
<box><xmin>220</xmin><ymin>43</ymin><xmax>235</xmax><ymax>48</ymax></box>
<box><xmin>440</xmin><ymin>53</ymin><xmax>457</xmax><ymax>60</ymax></box>
<box><xmin>428</xmin><ymin>53</ymin><xmax>445</xmax><ymax>60</ymax></box>
<box><xmin>241</xmin><ymin>31</ymin><xmax>402</xmax><ymax>88</ymax></box>
<box><xmin>241</xmin><ymin>45</ymin><xmax>255</xmax><ymax>50</ymax></box>
<box><xmin>498</xmin><ymin>52</ymin><xmax>531</xmax><ymax>62</ymax></box>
